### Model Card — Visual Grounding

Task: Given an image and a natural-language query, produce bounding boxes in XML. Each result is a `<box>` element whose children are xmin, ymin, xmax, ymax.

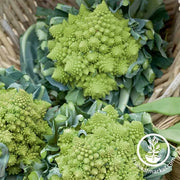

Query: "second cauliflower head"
<box><xmin>56</xmin><ymin>105</ymin><xmax>146</xmax><ymax>180</ymax></box>
<box><xmin>48</xmin><ymin>1</ymin><xmax>141</xmax><ymax>99</ymax></box>
<box><xmin>0</xmin><ymin>89</ymin><xmax>51</xmax><ymax>175</ymax></box>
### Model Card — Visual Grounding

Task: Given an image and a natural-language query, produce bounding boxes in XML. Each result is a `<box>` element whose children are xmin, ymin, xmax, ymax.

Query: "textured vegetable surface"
<box><xmin>20</xmin><ymin>0</ymin><xmax>172</xmax><ymax>110</ymax></box>
<box><xmin>56</xmin><ymin>105</ymin><xmax>146</xmax><ymax>179</ymax></box>
<box><xmin>0</xmin><ymin>89</ymin><xmax>51</xmax><ymax>175</ymax></box>
<box><xmin>0</xmin><ymin>0</ymin><xmax>175</xmax><ymax>179</ymax></box>
<box><xmin>19</xmin><ymin>102</ymin><xmax>176</xmax><ymax>180</ymax></box>
<box><xmin>48</xmin><ymin>1</ymin><xmax>141</xmax><ymax>99</ymax></box>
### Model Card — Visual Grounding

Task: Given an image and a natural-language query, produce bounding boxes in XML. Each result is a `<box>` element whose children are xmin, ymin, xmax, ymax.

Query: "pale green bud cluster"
<box><xmin>0</xmin><ymin>89</ymin><xmax>51</xmax><ymax>175</ymax></box>
<box><xmin>56</xmin><ymin>105</ymin><xmax>145</xmax><ymax>179</ymax></box>
<box><xmin>48</xmin><ymin>1</ymin><xmax>141</xmax><ymax>99</ymax></box>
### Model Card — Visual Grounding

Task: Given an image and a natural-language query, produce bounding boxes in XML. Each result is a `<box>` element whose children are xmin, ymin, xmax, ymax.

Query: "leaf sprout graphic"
<box><xmin>145</xmin><ymin>136</ymin><xmax>161</xmax><ymax>164</ymax></box>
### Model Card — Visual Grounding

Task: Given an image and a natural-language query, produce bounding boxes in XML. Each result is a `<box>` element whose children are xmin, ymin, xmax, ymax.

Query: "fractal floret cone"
<box><xmin>56</xmin><ymin>105</ymin><xmax>146</xmax><ymax>180</ymax></box>
<box><xmin>0</xmin><ymin>89</ymin><xmax>51</xmax><ymax>174</ymax></box>
<box><xmin>48</xmin><ymin>1</ymin><xmax>141</xmax><ymax>99</ymax></box>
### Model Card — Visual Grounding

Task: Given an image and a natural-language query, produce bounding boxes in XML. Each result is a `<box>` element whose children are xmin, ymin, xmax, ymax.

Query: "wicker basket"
<box><xmin>0</xmin><ymin>0</ymin><xmax>180</xmax><ymax>179</ymax></box>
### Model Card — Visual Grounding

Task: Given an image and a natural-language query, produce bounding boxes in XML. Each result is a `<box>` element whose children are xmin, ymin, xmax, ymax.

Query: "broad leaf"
<box><xmin>65</xmin><ymin>88</ymin><xmax>85</xmax><ymax>106</ymax></box>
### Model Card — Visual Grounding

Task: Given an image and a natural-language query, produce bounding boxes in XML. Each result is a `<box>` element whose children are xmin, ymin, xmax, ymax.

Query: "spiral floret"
<box><xmin>48</xmin><ymin>1</ymin><xmax>141</xmax><ymax>99</ymax></box>
<box><xmin>0</xmin><ymin>89</ymin><xmax>51</xmax><ymax>174</ymax></box>
<box><xmin>56</xmin><ymin>105</ymin><xmax>145</xmax><ymax>180</ymax></box>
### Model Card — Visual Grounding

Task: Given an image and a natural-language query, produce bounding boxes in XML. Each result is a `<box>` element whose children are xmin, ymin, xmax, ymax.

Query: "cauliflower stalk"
<box><xmin>0</xmin><ymin>89</ymin><xmax>51</xmax><ymax>175</ymax></box>
<box><xmin>48</xmin><ymin>1</ymin><xmax>141</xmax><ymax>99</ymax></box>
<box><xmin>56</xmin><ymin>105</ymin><xmax>146</xmax><ymax>180</ymax></box>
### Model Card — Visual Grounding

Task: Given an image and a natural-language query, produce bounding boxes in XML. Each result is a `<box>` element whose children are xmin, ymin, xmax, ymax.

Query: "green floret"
<box><xmin>56</xmin><ymin>105</ymin><xmax>145</xmax><ymax>180</ymax></box>
<box><xmin>48</xmin><ymin>40</ymin><xmax>56</xmax><ymax>51</ymax></box>
<box><xmin>79</xmin><ymin>74</ymin><xmax>117</xmax><ymax>99</ymax></box>
<box><xmin>102</xmin><ymin>105</ymin><xmax>119</xmax><ymax>121</ymax></box>
<box><xmin>48</xmin><ymin>1</ymin><xmax>141</xmax><ymax>99</ymax></box>
<box><xmin>0</xmin><ymin>89</ymin><xmax>51</xmax><ymax>175</ymax></box>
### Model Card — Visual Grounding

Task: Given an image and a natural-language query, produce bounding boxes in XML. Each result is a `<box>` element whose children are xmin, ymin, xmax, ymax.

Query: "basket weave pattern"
<box><xmin>0</xmin><ymin>0</ymin><xmax>180</xmax><ymax>179</ymax></box>
<box><xmin>0</xmin><ymin>0</ymin><xmax>78</xmax><ymax>68</ymax></box>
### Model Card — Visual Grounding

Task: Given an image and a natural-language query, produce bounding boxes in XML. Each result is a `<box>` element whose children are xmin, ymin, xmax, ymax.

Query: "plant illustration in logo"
<box><xmin>145</xmin><ymin>136</ymin><xmax>161</xmax><ymax>164</ymax></box>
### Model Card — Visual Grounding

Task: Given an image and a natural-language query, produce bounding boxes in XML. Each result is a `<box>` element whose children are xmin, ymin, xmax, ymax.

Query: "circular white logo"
<box><xmin>137</xmin><ymin>133</ymin><xmax>170</xmax><ymax>167</ymax></box>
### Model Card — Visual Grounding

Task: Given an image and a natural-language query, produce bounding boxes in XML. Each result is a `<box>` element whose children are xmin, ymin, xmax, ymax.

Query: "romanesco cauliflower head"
<box><xmin>56</xmin><ymin>105</ymin><xmax>145</xmax><ymax>180</ymax></box>
<box><xmin>0</xmin><ymin>89</ymin><xmax>51</xmax><ymax>175</ymax></box>
<box><xmin>48</xmin><ymin>1</ymin><xmax>141</xmax><ymax>99</ymax></box>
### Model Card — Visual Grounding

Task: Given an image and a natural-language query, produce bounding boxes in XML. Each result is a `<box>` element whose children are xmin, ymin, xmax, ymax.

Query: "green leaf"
<box><xmin>28</xmin><ymin>171</ymin><xmax>39</xmax><ymax>180</ymax></box>
<box><xmin>47</xmin><ymin>154</ymin><xmax>59</xmax><ymax>165</ymax></box>
<box><xmin>141</xmin><ymin>140</ymin><xmax>149</xmax><ymax>152</ymax></box>
<box><xmin>47</xmin><ymin>167</ymin><xmax>62</xmax><ymax>179</ymax></box>
<box><xmin>65</xmin><ymin>88</ymin><xmax>85</xmax><ymax>106</ymax></box>
<box><xmin>0</xmin><ymin>67</ymin><xmax>51</xmax><ymax>103</ymax></box>
<box><xmin>141</xmin><ymin>112</ymin><xmax>152</xmax><ymax>125</ymax></box>
<box><xmin>143</xmin><ymin>0</ymin><xmax>163</xmax><ymax>19</ymax></box>
<box><xmin>159</xmin><ymin>123</ymin><xmax>180</xmax><ymax>145</ymax></box>
<box><xmin>128</xmin><ymin>112</ymin><xmax>152</xmax><ymax>126</ymax></box>
<box><xmin>78</xmin><ymin>130</ymin><xmax>87</xmax><ymax>137</ymax></box>
<box><xmin>50</xmin><ymin>17</ymin><xmax>67</xmax><ymax>26</ymax></box>
<box><xmin>147</xmin><ymin>40</ymin><xmax>154</xmax><ymax>50</ymax></box>
<box><xmin>0</xmin><ymin>143</ymin><xmax>9</xmax><ymax>179</ymax></box>
<box><xmin>20</xmin><ymin>25</ymin><xmax>40</xmax><ymax>83</ymax></box>
<box><xmin>134</xmin><ymin>75</ymin><xmax>149</xmax><ymax>93</ymax></box>
<box><xmin>129</xmin><ymin>0</ymin><xmax>142</xmax><ymax>17</ymax></box>
<box><xmin>143</xmin><ymin>67</ymin><xmax>155</xmax><ymax>83</ymax></box>
<box><xmin>104</xmin><ymin>90</ymin><xmax>120</xmax><ymax>107</ymax></box>
<box><xmin>6</xmin><ymin>71</ymin><xmax>23</xmax><ymax>80</ymax></box>
<box><xmin>8</xmin><ymin>83</ymin><xmax>23</xmax><ymax>90</ymax></box>
<box><xmin>20</xmin><ymin>12</ymin><xmax>68</xmax><ymax>103</ymax></box>
<box><xmin>87</xmin><ymin>100</ymin><xmax>103</xmax><ymax>116</ymax></box>
<box><xmin>128</xmin><ymin>18</ymin><xmax>150</xmax><ymax>46</ymax></box>
<box><xmin>44</xmin><ymin>102</ymin><xmax>85</xmax><ymax>150</ymax></box>
<box><xmin>46</xmin><ymin>76</ymin><xmax>68</xmax><ymax>91</ymax></box>
<box><xmin>151</xmin><ymin>53</ymin><xmax>173</xmax><ymax>69</ymax></box>
<box><xmin>36</xmin><ymin>29</ymin><xmax>48</xmax><ymax>41</ymax></box>
<box><xmin>150</xmin><ymin>6</ymin><xmax>169</xmax><ymax>32</ymax></box>
<box><xmin>36</xmin><ymin>7</ymin><xmax>56</xmax><ymax>17</ymax></box>
<box><xmin>118</xmin><ymin>87</ymin><xmax>131</xmax><ymax>113</ymax></box>
<box><xmin>129</xmin><ymin>0</ymin><xmax>164</xmax><ymax>19</ymax></box>
<box><xmin>130</xmin><ymin>88</ymin><xmax>145</xmax><ymax>106</ymax></box>
<box><xmin>56</xmin><ymin>4</ymin><xmax>78</xmax><ymax>15</ymax></box>
<box><xmin>154</xmin><ymin>33</ymin><xmax>167</xmax><ymax>58</ymax></box>
<box><xmin>45</xmin><ymin>106</ymin><xmax>59</xmax><ymax>122</ymax></box>
<box><xmin>122</xmin><ymin>0</ymin><xmax>129</xmax><ymax>6</ymax></box>
<box><xmin>81</xmin><ymin>0</ymin><xmax>99</xmax><ymax>9</ymax></box>
<box><xmin>35</xmin><ymin>22</ymin><xmax>48</xmax><ymax>41</ymax></box>
<box><xmin>129</xmin><ymin>97</ymin><xmax>180</xmax><ymax>116</ymax></box>
<box><xmin>44</xmin><ymin>121</ymin><xmax>60</xmax><ymax>147</ymax></box>
<box><xmin>107</xmin><ymin>0</ymin><xmax>127</xmax><ymax>12</ymax></box>
<box><xmin>123</xmin><ymin>78</ymin><xmax>132</xmax><ymax>89</ymax></box>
